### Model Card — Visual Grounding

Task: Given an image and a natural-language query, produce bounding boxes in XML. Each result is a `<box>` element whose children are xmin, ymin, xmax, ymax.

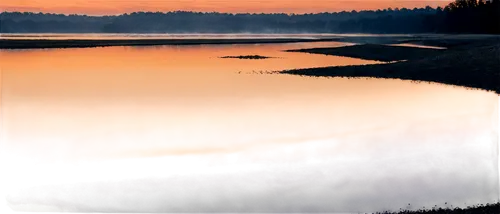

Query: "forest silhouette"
<box><xmin>1</xmin><ymin>0</ymin><xmax>498</xmax><ymax>34</ymax></box>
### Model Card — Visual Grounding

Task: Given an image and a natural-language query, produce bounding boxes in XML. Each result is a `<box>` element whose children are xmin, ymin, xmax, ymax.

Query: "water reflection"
<box><xmin>0</xmin><ymin>42</ymin><xmax>498</xmax><ymax>213</ymax></box>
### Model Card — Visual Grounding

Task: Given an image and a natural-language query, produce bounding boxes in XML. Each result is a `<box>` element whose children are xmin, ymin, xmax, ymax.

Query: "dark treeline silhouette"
<box><xmin>439</xmin><ymin>0</ymin><xmax>500</xmax><ymax>33</ymax></box>
<box><xmin>0</xmin><ymin>9</ymin><xmax>438</xmax><ymax>33</ymax></box>
<box><xmin>1</xmin><ymin>0</ymin><xmax>498</xmax><ymax>34</ymax></box>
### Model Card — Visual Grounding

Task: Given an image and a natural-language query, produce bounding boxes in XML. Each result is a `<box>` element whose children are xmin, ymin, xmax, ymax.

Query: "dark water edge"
<box><xmin>0</xmin><ymin>38</ymin><xmax>338</xmax><ymax>49</ymax></box>
<box><xmin>7</xmin><ymin>142</ymin><xmax>500</xmax><ymax>213</ymax></box>
<box><xmin>284</xmin><ymin>37</ymin><xmax>500</xmax><ymax>94</ymax></box>
<box><xmin>374</xmin><ymin>202</ymin><xmax>499</xmax><ymax>214</ymax></box>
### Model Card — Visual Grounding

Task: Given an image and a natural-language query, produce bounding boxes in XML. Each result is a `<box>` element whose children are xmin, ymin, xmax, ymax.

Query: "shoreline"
<box><xmin>286</xmin><ymin>44</ymin><xmax>446</xmax><ymax>62</ymax></box>
<box><xmin>283</xmin><ymin>36</ymin><xmax>500</xmax><ymax>94</ymax></box>
<box><xmin>0</xmin><ymin>38</ymin><xmax>339</xmax><ymax>49</ymax></box>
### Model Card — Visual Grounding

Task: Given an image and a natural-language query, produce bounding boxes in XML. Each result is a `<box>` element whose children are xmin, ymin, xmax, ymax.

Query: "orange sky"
<box><xmin>1</xmin><ymin>0</ymin><xmax>450</xmax><ymax>15</ymax></box>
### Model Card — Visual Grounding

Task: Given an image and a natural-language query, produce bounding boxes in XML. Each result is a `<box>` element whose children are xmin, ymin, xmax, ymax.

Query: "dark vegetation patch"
<box><xmin>287</xmin><ymin>44</ymin><xmax>446</xmax><ymax>62</ymax></box>
<box><xmin>374</xmin><ymin>202</ymin><xmax>499</xmax><ymax>214</ymax></box>
<box><xmin>220</xmin><ymin>55</ymin><xmax>274</xmax><ymax>60</ymax></box>
<box><xmin>283</xmin><ymin>40</ymin><xmax>500</xmax><ymax>94</ymax></box>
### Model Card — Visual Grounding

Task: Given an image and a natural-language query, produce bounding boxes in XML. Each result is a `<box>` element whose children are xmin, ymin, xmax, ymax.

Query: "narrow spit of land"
<box><xmin>0</xmin><ymin>38</ymin><xmax>338</xmax><ymax>49</ymax></box>
<box><xmin>286</xmin><ymin>44</ymin><xmax>446</xmax><ymax>62</ymax></box>
<box><xmin>220</xmin><ymin>55</ymin><xmax>274</xmax><ymax>59</ymax></box>
<box><xmin>284</xmin><ymin>35</ymin><xmax>500</xmax><ymax>94</ymax></box>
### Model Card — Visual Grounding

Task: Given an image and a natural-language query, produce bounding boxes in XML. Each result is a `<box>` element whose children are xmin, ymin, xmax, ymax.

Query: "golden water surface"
<box><xmin>0</xmin><ymin>42</ymin><xmax>499</xmax><ymax>165</ymax></box>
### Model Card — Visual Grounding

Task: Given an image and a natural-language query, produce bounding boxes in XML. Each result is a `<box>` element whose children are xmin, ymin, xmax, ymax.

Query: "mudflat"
<box><xmin>287</xmin><ymin>44</ymin><xmax>446</xmax><ymax>62</ymax></box>
<box><xmin>283</xmin><ymin>35</ymin><xmax>500</xmax><ymax>93</ymax></box>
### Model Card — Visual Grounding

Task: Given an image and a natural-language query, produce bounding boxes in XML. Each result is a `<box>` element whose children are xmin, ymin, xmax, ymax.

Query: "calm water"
<box><xmin>0</xmin><ymin>39</ymin><xmax>498</xmax><ymax>213</ymax></box>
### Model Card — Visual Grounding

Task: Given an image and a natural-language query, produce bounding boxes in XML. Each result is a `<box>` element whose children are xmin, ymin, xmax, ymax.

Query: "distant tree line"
<box><xmin>0</xmin><ymin>0</ymin><xmax>498</xmax><ymax>34</ymax></box>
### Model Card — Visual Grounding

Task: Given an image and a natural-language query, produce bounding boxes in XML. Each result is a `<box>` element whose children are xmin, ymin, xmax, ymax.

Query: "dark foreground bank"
<box><xmin>375</xmin><ymin>202</ymin><xmax>499</xmax><ymax>214</ymax></box>
<box><xmin>5</xmin><ymin>142</ymin><xmax>499</xmax><ymax>213</ymax></box>
<box><xmin>284</xmin><ymin>37</ymin><xmax>500</xmax><ymax>94</ymax></box>
<box><xmin>0</xmin><ymin>38</ymin><xmax>338</xmax><ymax>49</ymax></box>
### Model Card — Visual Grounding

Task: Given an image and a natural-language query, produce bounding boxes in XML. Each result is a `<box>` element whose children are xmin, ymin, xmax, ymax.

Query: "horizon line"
<box><xmin>1</xmin><ymin>6</ymin><xmax>443</xmax><ymax>17</ymax></box>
